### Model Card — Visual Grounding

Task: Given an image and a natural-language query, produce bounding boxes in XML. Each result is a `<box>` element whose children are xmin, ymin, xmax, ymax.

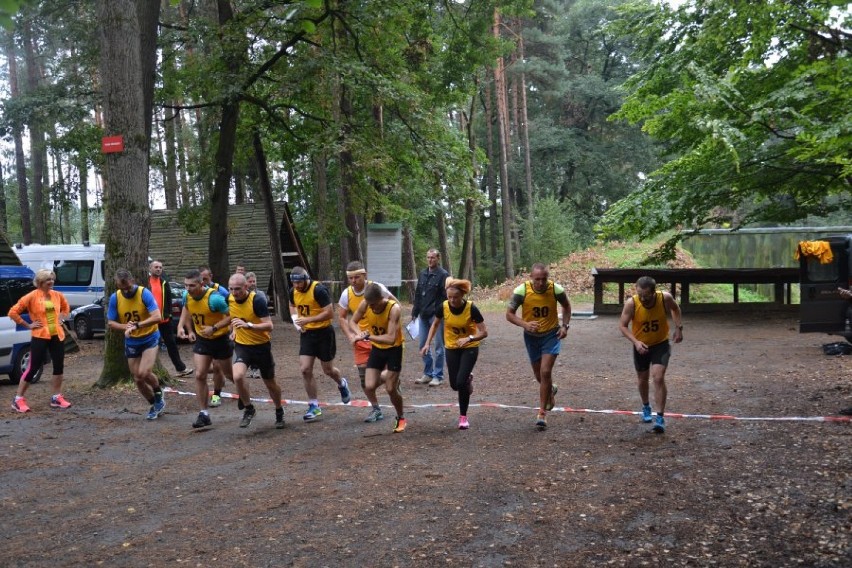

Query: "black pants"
<box><xmin>25</xmin><ymin>336</ymin><xmax>65</xmax><ymax>382</ymax></box>
<box><xmin>445</xmin><ymin>347</ymin><xmax>478</xmax><ymax>416</ymax></box>
<box><xmin>158</xmin><ymin>321</ymin><xmax>187</xmax><ymax>372</ymax></box>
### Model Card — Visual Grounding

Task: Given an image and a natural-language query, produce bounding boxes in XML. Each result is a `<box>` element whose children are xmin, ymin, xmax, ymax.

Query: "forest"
<box><xmin>0</xmin><ymin>0</ymin><xmax>849</xmax><ymax>286</ymax></box>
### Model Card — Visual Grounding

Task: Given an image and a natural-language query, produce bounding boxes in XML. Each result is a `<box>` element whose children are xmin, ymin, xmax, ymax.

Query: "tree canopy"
<box><xmin>600</xmin><ymin>0</ymin><xmax>851</xmax><ymax>248</ymax></box>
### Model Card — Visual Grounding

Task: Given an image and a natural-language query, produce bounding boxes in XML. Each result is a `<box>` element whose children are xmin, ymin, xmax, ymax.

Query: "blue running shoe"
<box><xmin>303</xmin><ymin>404</ymin><xmax>322</xmax><ymax>422</ymax></box>
<box><xmin>653</xmin><ymin>415</ymin><xmax>665</xmax><ymax>433</ymax></box>
<box><xmin>642</xmin><ymin>404</ymin><xmax>653</xmax><ymax>423</ymax></box>
<box><xmin>146</xmin><ymin>405</ymin><xmax>159</xmax><ymax>420</ymax></box>
<box><xmin>153</xmin><ymin>397</ymin><xmax>166</xmax><ymax>418</ymax></box>
<box><xmin>339</xmin><ymin>378</ymin><xmax>351</xmax><ymax>404</ymax></box>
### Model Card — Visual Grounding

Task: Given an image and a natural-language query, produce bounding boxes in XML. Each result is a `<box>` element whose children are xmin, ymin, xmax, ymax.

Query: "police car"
<box><xmin>0</xmin><ymin>265</ymin><xmax>44</xmax><ymax>383</ymax></box>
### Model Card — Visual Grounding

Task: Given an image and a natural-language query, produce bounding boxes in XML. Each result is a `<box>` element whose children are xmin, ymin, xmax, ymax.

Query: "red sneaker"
<box><xmin>50</xmin><ymin>394</ymin><xmax>72</xmax><ymax>409</ymax></box>
<box><xmin>12</xmin><ymin>397</ymin><xmax>30</xmax><ymax>413</ymax></box>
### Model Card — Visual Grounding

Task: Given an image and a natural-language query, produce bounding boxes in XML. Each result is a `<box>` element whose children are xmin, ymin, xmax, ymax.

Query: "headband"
<box><xmin>346</xmin><ymin>269</ymin><xmax>367</xmax><ymax>276</ymax></box>
<box><xmin>290</xmin><ymin>273</ymin><xmax>309</xmax><ymax>282</ymax></box>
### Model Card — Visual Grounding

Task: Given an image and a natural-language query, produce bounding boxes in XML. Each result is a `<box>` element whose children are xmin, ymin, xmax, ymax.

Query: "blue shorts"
<box><xmin>523</xmin><ymin>328</ymin><xmax>561</xmax><ymax>363</ymax></box>
<box><xmin>125</xmin><ymin>332</ymin><xmax>160</xmax><ymax>359</ymax></box>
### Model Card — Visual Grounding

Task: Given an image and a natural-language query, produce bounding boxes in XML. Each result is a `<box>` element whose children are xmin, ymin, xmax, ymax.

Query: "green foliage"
<box><xmin>602</xmin><ymin>0</ymin><xmax>852</xmax><ymax>244</ymax></box>
<box><xmin>518</xmin><ymin>196</ymin><xmax>580</xmax><ymax>268</ymax></box>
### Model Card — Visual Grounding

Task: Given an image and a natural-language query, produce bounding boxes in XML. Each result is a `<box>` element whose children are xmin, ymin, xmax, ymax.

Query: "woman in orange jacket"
<box><xmin>8</xmin><ymin>268</ymin><xmax>71</xmax><ymax>413</ymax></box>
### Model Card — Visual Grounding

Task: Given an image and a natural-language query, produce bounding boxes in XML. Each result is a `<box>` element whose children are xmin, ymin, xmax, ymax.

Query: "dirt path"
<box><xmin>1</xmin><ymin>311</ymin><xmax>849</xmax><ymax>567</ymax></box>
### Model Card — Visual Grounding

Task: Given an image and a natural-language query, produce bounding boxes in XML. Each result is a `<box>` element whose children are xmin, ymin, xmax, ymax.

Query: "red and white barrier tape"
<box><xmin>162</xmin><ymin>387</ymin><xmax>851</xmax><ymax>423</ymax></box>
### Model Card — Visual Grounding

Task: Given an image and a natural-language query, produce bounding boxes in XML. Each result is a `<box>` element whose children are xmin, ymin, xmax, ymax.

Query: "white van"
<box><xmin>13</xmin><ymin>243</ymin><xmax>106</xmax><ymax>308</ymax></box>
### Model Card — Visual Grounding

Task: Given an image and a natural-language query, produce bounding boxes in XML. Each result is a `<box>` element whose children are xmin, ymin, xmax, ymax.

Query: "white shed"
<box><xmin>366</xmin><ymin>223</ymin><xmax>402</xmax><ymax>286</ymax></box>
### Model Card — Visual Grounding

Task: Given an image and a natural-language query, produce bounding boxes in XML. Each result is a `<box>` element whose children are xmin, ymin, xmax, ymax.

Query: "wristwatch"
<box><xmin>247</xmin><ymin>322</ymin><xmax>254</xmax><ymax>329</ymax></box>
<box><xmin>468</xmin><ymin>335</ymin><xmax>474</xmax><ymax>341</ymax></box>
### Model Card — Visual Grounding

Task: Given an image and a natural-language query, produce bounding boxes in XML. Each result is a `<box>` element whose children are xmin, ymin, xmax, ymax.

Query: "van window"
<box><xmin>0</xmin><ymin>278</ymin><xmax>35</xmax><ymax>314</ymax></box>
<box><xmin>54</xmin><ymin>260</ymin><xmax>94</xmax><ymax>286</ymax></box>
<box><xmin>804</xmin><ymin>257</ymin><xmax>839</xmax><ymax>283</ymax></box>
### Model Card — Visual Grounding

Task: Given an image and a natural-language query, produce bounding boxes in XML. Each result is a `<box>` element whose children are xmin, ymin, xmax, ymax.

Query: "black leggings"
<box><xmin>24</xmin><ymin>335</ymin><xmax>65</xmax><ymax>382</ymax></box>
<box><xmin>445</xmin><ymin>347</ymin><xmax>478</xmax><ymax>416</ymax></box>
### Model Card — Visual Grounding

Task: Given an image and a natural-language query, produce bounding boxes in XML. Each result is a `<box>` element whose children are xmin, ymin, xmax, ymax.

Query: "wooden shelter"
<box><xmin>148</xmin><ymin>201</ymin><xmax>311</xmax><ymax>291</ymax></box>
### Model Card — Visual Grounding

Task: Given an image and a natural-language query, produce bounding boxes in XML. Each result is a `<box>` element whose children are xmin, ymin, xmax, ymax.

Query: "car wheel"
<box><xmin>9</xmin><ymin>345</ymin><xmax>43</xmax><ymax>384</ymax></box>
<box><xmin>75</xmin><ymin>315</ymin><xmax>94</xmax><ymax>340</ymax></box>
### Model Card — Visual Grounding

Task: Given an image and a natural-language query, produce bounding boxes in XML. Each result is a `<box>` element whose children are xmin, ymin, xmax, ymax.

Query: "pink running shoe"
<box><xmin>50</xmin><ymin>394</ymin><xmax>72</xmax><ymax>409</ymax></box>
<box><xmin>458</xmin><ymin>415</ymin><xmax>470</xmax><ymax>430</ymax></box>
<box><xmin>12</xmin><ymin>397</ymin><xmax>30</xmax><ymax>413</ymax></box>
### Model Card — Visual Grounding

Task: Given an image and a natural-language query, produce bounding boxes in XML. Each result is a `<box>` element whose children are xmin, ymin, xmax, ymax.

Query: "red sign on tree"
<box><xmin>101</xmin><ymin>135</ymin><xmax>124</xmax><ymax>153</ymax></box>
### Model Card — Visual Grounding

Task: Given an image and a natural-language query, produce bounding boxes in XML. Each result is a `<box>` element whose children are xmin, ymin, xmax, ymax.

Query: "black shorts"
<box><xmin>193</xmin><ymin>335</ymin><xmax>234</xmax><ymax>360</ymax></box>
<box><xmin>234</xmin><ymin>342</ymin><xmax>275</xmax><ymax>380</ymax></box>
<box><xmin>366</xmin><ymin>345</ymin><xmax>403</xmax><ymax>373</ymax></box>
<box><xmin>633</xmin><ymin>340</ymin><xmax>671</xmax><ymax>372</ymax></box>
<box><xmin>299</xmin><ymin>326</ymin><xmax>337</xmax><ymax>362</ymax></box>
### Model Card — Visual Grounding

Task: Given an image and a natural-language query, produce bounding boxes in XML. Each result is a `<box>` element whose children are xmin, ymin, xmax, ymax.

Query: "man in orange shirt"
<box><xmin>148</xmin><ymin>260</ymin><xmax>192</xmax><ymax>377</ymax></box>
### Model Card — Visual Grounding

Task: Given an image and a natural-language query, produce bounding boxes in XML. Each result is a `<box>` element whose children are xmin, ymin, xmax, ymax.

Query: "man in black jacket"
<box><xmin>411</xmin><ymin>249</ymin><xmax>449</xmax><ymax>386</ymax></box>
<box><xmin>148</xmin><ymin>260</ymin><xmax>192</xmax><ymax>377</ymax></box>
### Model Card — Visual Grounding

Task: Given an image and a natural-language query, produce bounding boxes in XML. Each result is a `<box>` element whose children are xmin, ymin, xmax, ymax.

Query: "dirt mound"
<box><xmin>473</xmin><ymin>241</ymin><xmax>697</xmax><ymax>303</ymax></box>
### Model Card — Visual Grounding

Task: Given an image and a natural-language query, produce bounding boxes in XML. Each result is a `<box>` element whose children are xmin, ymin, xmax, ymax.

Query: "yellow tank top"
<box><xmin>346</xmin><ymin>282</ymin><xmax>372</xmax><ymax>332</ymax></box>
<box><xmin>363</xmin><ymin>299</ymin><xmax>403</xmax><ymax>349</ymax></box>
<box><xmin>293</xmin><ymin>281</ymin><xmax>330</xmax><ymax>330</ymax></box>
<box><xmin>521</xmin><ymin>281</ymin><xmax>559</xmax><ymax>333</ymax></box>
<box><xmin>185</xmin><ymin>288</ymin><xmax>229</xmax><ymax>339</ymax></box>
<box><xmin>632</xmin><ymin>291</ymin><xmax>669</xmax><ymax>347</ymax></box>
<box><xmin>116</xmin><ymin>286</ymin><xmax>157</xmax><ymax>339</ymax></box>
<box><xmin>44</xmin><ymin>299</ymin><xmax>59</xmax><ymax>336</ymax></box>
<box><xmin>442</xmin><ymin>300</ymin><xmax>480</xmax><ymax>349</ymax></box>
<box><xmin>229</xmin><ymin>291</ymin><xmax>271</xmax><ymax>345</ymax></box>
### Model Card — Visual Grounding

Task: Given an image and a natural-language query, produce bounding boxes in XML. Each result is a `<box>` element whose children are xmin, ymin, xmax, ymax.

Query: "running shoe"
<box><xmin>458</xmin><ymin>416</ymin><xmax>470</xmax><ymax>430</ymax></box>
<box><xmin>428</xmin><ymin>377</ymin><xmax>444</xmax><ymax>387</ymax></box>
<box><xmin>146</xmin><ymin>405</ymin><xmax>159</xmax><ymax>420</ymax></box>
<box><xmin>210</xmin><ymin>394</ymin><xmax>222</xmax><ymax>407</ymax></box>
<box><xmin>50</xmin><ymin>394</ymin><xmax>72</xmax><ymax>409</ymax></box>
<box><xmin>364</xmin><ymin>407</ymin><xmax>384</xmax><ymax>423</ymax></box>
<box><xmin>11</xmin><ymin>397</ymin><xmax>30</xmax><ymax>413</ymax></box>
<box><xmin>642</xmin><ymin>404</ymin><xmax>653</xmax><ymax>423</ymax></box>
<box><xmin>176</xmin><ymin>368</ymin><xmax>194</xmax><ymax>378</ymax></box>
<box><xmin>275</xmin><ymin>407</ymin><xmax>285</xmax><ymax>429</ymax></box>
<box><xmin>545</xmin><ymin>384</ymin><xmax>558</xmax><ymax>411</ymax></box>
<box><xmin>338</xmin><ymin>378</ymin><xmax>352</xmax><ymax>404</ymax></box>
<box><xmin>303</xmin><ymin>404</ymin><xmax>322</xmax><ymax>422</ymax></box>
<box><xmin>535</xmin><ymin>411</ymin><xmax>547</xmax><ymax>430</ymax></box>
<box><xmin>393</xmin><ymin>416</ymin><xmax>407</xmax><ymax>433</ymax></box>
<box><xmin>653</xmin><ymin>415</ymin><xmax>666</xmax><ymax>433</ymax></box>
<box><xmin>192</xmin><ymin>412</ymin><xmax>212</xmax><ymax>429</ymax></box>
<box><xmin>415</xmin><ymin>374</ymin><xmax>432</xmax><ymax>384</ymax></box>
<box><xmin>240</xmin><ymin>406</ymin><xmax>256</xmax><ymax>428</ymax></box>
<box><xmin>153</xmin><ymin>397</ymin><xmax>166</xmax><ymax>417</ymax></box>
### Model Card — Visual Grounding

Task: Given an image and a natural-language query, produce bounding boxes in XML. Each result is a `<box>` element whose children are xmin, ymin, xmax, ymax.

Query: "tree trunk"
<box><xmin>4</xmin><ymin>31</ymin><xmax>31</xmax><ymax>244</ymax></box>
<box><xmin>174</xmin><ymin>109</ymin><xmax>191</xmax><ymax>206</ymax></box>
<box><xmin>208</xmin><ymin>0</ymin><xmax>243</xmax><ymax>281</ymax></box>
<box><xmin>493</xmin><ymin>10</ymin><xmax>514</xmax><ymax>278</ymax></box>
<box><xmin>252</xmin><ymin>132</ymin><xmax>291</xmax><ymax>322</ymax></box>
<box><xmin>162</xmin><ymin>105</ymin><xmax>179</xmax><ymax>209</ymax></box>
<box><xmin>77</xmin><ymin>154</ymin><xmax>90</xmax><ymax>243</ymax></box>
<box><xmin>402</xmin><ymin>226</ymin><xmax>417</xmax><ymax>303</ymax></box>
<box><xmin>0</xmin><ymin>162</ymin><xmax>6</xmax><ymax>233</ymax></box>
<box><xmin>22</xmin><ymin>21</ymin><xmax>46</xmax><ymax>243</ymax></box>
<box><xmin>96</xmin><ymin>0</ymin><xmax>161</xmax><ymax>387</ymax></box>
<box><xmin>313</xmin><ymin>152</ymin><xmax>332</xmax><ymax>280</ymax></box>
<box><xmin>435</xmin><ymin>204</ymin><xmax>451</xmax><ymax>275</ymax></box>
<box><xmin>458</xmin><ymin>98</ymin><xmax>478</xmax><ymax>282</ymax></box>
<box><xmin>338</xmin><ymin>83</ymin><xmax>363</xmax><ymax>265</ymax></box>
<box><xmin>484</xmin><ymin>80</ymin><xmax>498</xmax><ymax>262</ymax></box>
<box><xmin>518</xmin><ymin>29</ymin><xmax>534</xmax><ymax>217</ymax></box>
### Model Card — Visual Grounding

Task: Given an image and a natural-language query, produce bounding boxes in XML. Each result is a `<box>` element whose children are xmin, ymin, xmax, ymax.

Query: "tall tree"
<box><xmin>601</xmin><ymin>0</ymin><xmax>851</xmax><ymax>252</ymax></box>
<box><xmin>3</xmin><ymin>30</ymin><xmax>32</xmax><ymax>243</ymax></box>
<box><xmin>96</xmin><ymin>0</ymin><xmax>161</xmax><ymax>386</ymax></box>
